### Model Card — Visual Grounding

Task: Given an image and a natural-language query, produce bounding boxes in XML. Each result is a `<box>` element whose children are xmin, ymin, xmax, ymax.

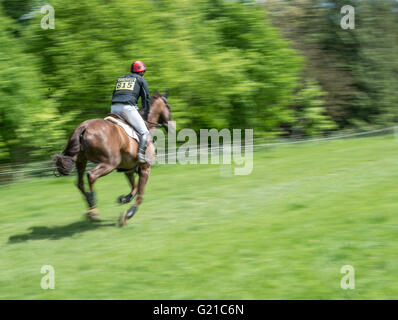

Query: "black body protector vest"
<box><xmin>111</xmin><ymin>73</ymin><xmax>150</xmax><ymax>118</ymax></box>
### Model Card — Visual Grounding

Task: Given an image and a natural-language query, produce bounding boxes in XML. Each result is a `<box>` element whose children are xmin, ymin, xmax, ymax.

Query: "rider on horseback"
<box><xmin>111</xmin><ymin>61</ymin><xmax>150</xmax><ymax>164</ymax></box>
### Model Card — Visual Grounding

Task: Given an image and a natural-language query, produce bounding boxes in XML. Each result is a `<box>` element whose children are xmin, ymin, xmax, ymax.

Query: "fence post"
<box><xmin>395</xmin><ymin>126</ymin><xmax>398</xmax><ymax>142</ymax></box>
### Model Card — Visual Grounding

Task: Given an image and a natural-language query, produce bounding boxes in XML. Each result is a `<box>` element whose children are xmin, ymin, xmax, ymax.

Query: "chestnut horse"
<box><xmin>54</xmin><ymin>92</ymin><xmax>173</xmax><ymax>226</ymax></box>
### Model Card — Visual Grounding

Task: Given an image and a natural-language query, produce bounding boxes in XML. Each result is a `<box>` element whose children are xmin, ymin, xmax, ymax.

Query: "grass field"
<box><xmin>1</xmin><ymin>134</ymin><xmax>398</xmax><ymax>299</ymax></box>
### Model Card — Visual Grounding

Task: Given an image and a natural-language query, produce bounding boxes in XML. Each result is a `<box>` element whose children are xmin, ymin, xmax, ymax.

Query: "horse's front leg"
<box><xmin>120</xmin><ymin>165</ymin><xmax>151</xmax><ymax>226</ymax></box>
<box><xmin>118</xmin><ymin>171</ymin><xmax>137</xmax><ymax>204</ymax></box>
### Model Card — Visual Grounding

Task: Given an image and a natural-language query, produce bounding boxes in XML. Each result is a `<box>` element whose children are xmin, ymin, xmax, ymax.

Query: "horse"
<box><xmin>54</xmin><ymin>91</ymin><xmax>173</xmax><ymax>226</ymax></box>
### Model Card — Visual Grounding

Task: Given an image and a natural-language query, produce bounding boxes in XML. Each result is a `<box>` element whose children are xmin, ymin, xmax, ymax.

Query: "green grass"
<box><xmin>1</xmin><ymin>134</ymin><xmax>398</xmax><ymax>299</ymax></box>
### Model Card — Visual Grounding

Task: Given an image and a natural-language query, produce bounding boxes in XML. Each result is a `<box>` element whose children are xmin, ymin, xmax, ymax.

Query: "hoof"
<box><xmin>117</xmin><ymin>195</ymin><xmax>126</xmax><ymax>204</ymax></box>
<box><xmin>118</xmin><ymin>206</ymin><xmax>138</xmax><ymax>227</ymax></box>
<box><xmin>117</xmin><ymin>194</ymin><xmax>133</xmax><ymax>204</ymax></box>
<box><xmin>86</xmin><ymin>208</ymin><xmax>101</xmax><ymax>222</ymax></box>
<box><xmin>118</xmin><ymin>213</ymin><xmax>128</xmax><ymax>227</ymax></box>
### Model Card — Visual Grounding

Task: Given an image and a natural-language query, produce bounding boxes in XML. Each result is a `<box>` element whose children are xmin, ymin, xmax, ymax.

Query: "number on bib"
<box><xmin>115</xmin><ymin>78</ymin><xmax>136</xmax><ymax>91</ymax></box>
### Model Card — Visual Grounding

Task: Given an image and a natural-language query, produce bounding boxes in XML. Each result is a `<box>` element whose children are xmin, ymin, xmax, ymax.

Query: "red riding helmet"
<box><xmin>131</xmin><ymin>61</ymin><xmax>146</xmax><ymax>73</ymax></box>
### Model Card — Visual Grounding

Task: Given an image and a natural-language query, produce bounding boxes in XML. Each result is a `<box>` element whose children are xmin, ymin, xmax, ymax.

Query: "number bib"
<box><xmin>115</xmin><ymin>78</ymin><xmax>137</xmax><ymax>91</ymax></box>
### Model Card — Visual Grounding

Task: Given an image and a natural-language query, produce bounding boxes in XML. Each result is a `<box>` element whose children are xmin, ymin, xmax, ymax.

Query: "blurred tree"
<box><xmin>265</xmin><ymin>0</ymin><xmax>398</xmax><ymax>129</ymax></box>
<box><xmin>290</xmin><ymin>79</ymin><xmax>337</xmax><ymax>137</ymax></box>
<box><xmin>1</xmin><ymin>0</ymin><xmax>33</xmax><ymax>21</ymax></box>
<box><xmin>22</xmin><ymin>0</ymin><xmax>303</xmax><ymax>139</ymax></box>
<box><xmin>0</xmin><ymin>7</ymin><xmax>67</xmax><ymax>164</ymax></box>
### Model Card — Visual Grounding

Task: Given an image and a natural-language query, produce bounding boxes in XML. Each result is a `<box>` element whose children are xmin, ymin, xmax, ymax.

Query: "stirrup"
<box><xmin>138</xmin><ymin>153</ymin><xmax>149</xmax><ymax>164</ymax></box>
<box><xmin>138</xmin><ymin>157</ymin><xmax>146</xmax><ymax>164</ymax></box>
<box><xmin>138</xmin><ymin>147</ymin><xmax>153</xmax><ymax>164</ymax></box>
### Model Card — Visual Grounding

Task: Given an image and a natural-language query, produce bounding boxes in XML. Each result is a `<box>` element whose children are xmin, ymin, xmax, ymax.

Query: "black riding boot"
<box><xmin>138</xmin><ymin>132</ymin><xmax>149</xmax><ymax>164</ymax></box>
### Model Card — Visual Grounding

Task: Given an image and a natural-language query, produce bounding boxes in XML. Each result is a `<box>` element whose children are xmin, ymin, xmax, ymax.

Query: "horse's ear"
<box><xmin>164</xmin><ymin>89</ymin><xmax>169</xmax><ymax>98</ymax></box>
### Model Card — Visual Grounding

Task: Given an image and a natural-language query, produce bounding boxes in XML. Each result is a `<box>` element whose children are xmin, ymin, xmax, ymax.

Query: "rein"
<box><xmin>145</xmin><ymin>119</ymin><xmax>163</xmax><ymax>128</ymax></box>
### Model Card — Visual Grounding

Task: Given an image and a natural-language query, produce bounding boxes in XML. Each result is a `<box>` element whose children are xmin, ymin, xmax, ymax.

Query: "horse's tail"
<box><xmin>53</xmin><ymin>125</ymin><xmax>86</xmax><ymax>176</ymax></box>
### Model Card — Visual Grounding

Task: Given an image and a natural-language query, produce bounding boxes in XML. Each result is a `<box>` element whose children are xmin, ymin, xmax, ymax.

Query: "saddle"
<box><xmin>105</xmin><ymin>114</ymin><xmax>155</xmax><ymax>169</ymax></box>
<box><xmin>104</xmin><ymin>114</ymin><xmax>140</xmax><ymax>142</ymax></box>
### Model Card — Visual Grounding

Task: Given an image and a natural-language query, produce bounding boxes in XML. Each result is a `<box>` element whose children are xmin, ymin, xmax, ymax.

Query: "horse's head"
<box><xmin>148</xmin><ymin>90</ymin><xmax>175</xmax><ymax>133</ymax></box>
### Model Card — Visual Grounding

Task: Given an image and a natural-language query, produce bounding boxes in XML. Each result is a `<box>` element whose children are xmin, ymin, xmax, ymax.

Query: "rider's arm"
<box><xmin>140</xmin><ymin>79</ymin><xmax>151</xmax><ymax>120</ymax></box>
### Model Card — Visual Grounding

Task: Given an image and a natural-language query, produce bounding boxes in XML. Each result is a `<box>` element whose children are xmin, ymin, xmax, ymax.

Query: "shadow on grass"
<box><xmin>7</xmin><ymin>219</ymin><xmax>116</xmax><ymax>244</ymax></box>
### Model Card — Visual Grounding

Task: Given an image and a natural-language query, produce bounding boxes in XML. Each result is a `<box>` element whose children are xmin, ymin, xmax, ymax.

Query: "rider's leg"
<box><xmin>119</xmin><ymin>105</ymin><xmax>150</xmax><ymax>163</ymax></box>
<box><xmin>137</xmin><ymin>132</ymin><xmax>149</xmax><ymax>163</ymax></box>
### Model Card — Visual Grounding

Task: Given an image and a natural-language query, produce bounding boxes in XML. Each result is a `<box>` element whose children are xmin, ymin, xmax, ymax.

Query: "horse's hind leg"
<box><xmin>121</xmin><ymin>165</ymin><xmax>151</xmax><ymax>226</ymax></box>
<box><xmin>76</xmin><ymin>156</ymin><xmax>99</xmax><ymax>221</ymax></box>
<box><xmin>86</xmin><ymin>162</ymin><xmax>116</xmax><ymax>221</ymax></box>
<box><xmin>76</xmin><ymin>156</ymin><xmax>90</xmax><ymax>205</ymax></box>
<box><xmin>118</xmin><ymin>171</ymin><xmax>137</xmax><ymax>204</ymax></box>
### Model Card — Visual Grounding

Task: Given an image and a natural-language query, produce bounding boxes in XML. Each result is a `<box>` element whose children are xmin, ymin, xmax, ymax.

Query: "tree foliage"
<box><xmin>265</xmin><ymin>0</ymin><xmax>398</xmax><ymax>128</ymax></box>
<box><xmin>0</xmin><ymin>8</ymin><xmax>68</xmax><ymax>164</ymax></box>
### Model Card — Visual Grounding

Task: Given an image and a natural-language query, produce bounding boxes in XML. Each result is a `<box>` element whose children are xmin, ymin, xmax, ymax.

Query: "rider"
<box><xmin>110</xmin><ymin>61</ymin><xmax>151</xmax><ymax>164</ymax></box>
